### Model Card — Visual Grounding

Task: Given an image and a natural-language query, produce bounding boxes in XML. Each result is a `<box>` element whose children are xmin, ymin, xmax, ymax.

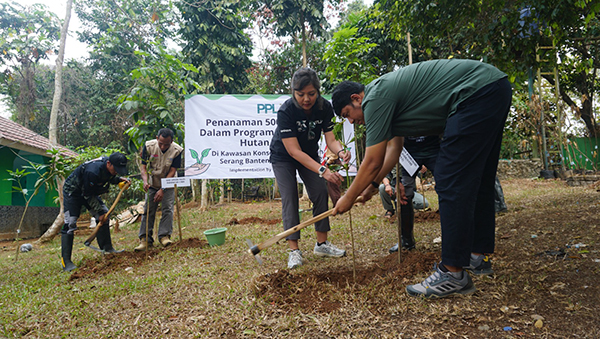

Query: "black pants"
<box><xmin>435</xmin><ymin>78</ymin><xmax>512</xmax><ymax>268</ymax></box>
<box><xmin>61</xmin><ymin>193</ymin><xmax>108</xmax><ymax>235</ymax></box>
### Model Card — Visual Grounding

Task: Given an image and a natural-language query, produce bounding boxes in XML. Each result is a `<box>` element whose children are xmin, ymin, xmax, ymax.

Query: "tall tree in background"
<box><xmin>74</xmin><ymin>0</ymin><xmax>177</xmax><ymax>149</ymax></box>
<box><xmin>178</xmin><ymin>0</ymin><xmax>254</xmax><ymax>94</ymax></box>
<box><xmin>49</xmin><ymin>0</ymin><xmax>73</xmax><ymax>145</ymax></box>
<box><xmin>0</xmin><ymin>2</ymin><xmax>60</xmax><ymax>128</ymax></box>
<box><xmin>377</xmin><ymin>0</ymin><xmax>599</xmax><ymax>136</ymax></box>
<box><xmin>256</xmin><ymin>0</ymin><xmax>334</xmax><ymax>67</ymax></box>
<box><xmin>247</xmin><ymin>39</ymin><xmax>328</xmax><ymax>94</ymax></box>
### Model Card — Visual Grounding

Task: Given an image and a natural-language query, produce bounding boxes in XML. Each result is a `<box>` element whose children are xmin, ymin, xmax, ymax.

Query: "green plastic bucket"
<box><xmin>203</xmin><ymin>227</ymin><xmax>227</xmax><ymax>246</ymax></box>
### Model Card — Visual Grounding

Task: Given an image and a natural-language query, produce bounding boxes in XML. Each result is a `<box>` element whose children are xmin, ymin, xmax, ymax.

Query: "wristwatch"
<box><xmin>318</xmin><ymin>166</ymin><xmax>327</xmax><ymax>177</ymax></box>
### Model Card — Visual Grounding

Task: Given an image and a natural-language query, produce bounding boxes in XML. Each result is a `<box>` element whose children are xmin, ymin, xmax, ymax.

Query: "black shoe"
<box><xmin>401</xmin><ymin>235</ymin><xmax>416</xmax><ymax>250</ymax></box>
<box><xmin>464</xmin><ymin>255</ymin><xmax>494</xmax><ymax>275</ymax></box>
<box><xmin>103</xmin><ymin>248</ymin><xmax>125</xmax><ymax>254</ymax></box>
<box><xmin>388</xmin><ymin>236</ymin><xmax>416</xmax><ymax>253</ymax></box>
<box><xmin>96</xmin><ymin>223</ymin><xmax>122</xmax><ymax>253</ymax></box>
<box><xmin>61</xmin><ymin>233</ymin><xmax>77</xmax><ymax>272</ymax></box>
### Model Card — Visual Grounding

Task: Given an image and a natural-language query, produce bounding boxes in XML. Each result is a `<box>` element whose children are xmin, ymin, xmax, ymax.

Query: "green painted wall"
<box><xmin>1</xmin><ymin>149</ymin><xmax>58</xmax><ymax>207</ymax></box>
<box><xmin>0</xmin><ymin>148</ymin><xmax>13</xmax><ymax>205</ymax></box>
<box><xmin>563</xmin><ymin>137</ymin><xmax>600</xmax><ymax>170</ymax></box>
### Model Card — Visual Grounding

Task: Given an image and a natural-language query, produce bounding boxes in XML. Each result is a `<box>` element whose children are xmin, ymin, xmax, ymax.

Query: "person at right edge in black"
<box><xmin>60</xmin><ymin>152</ymin><xmax>130</xmax><ymax>272</ymax></box>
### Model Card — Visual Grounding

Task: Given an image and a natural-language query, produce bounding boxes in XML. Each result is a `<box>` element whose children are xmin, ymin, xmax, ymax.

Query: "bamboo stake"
<box><xmin>349</xmin><ymin>209</ymin><xmax>356</xmax><ymax>282</ymax></box>
<box><xmin>175</xmin><ymin>184</ymin><xmax>183</xmax><ymax>241</ymax></box>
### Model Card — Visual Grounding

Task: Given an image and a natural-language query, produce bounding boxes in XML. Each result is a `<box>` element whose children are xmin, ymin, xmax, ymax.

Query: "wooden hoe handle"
<box><xmin>84</xmin><ymin>181</ymin><xmax>130</xmax><ymax>245</ymax></box>
<box><xmin>248</xmin><ymin>196</ymin><xmax>363</xmax><ymax>256</ymax></box>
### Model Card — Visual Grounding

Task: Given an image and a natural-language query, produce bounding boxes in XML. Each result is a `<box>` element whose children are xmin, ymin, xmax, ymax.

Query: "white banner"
<box><xmin>184</xmin><ymin>94</ymin><xmax>357</xmax><ymax>179</ymax></box>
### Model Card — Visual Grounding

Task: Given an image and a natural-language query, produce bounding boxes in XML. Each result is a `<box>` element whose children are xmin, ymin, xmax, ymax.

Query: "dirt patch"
<box><xmin>69</xmin><ymin>237</ymin><xmax>208</xmax><ymax>281</ymax></box>
<box><xmin>229</xmin><ymin>217</ymin><xmax>281</xmax><ymax>225</ymax></box>
<box><xmin>253</xmin><ymin>251</ymin><xmax>438</xmax><ymax>313</ymax></box>
<box><xmin>415</xmin><ymin>209</ymin><xmax>440</xmax><ymax>222</ymax></box>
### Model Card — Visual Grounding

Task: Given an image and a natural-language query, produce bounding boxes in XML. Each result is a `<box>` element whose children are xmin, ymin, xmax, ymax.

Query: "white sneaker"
<box><xmin>288</xmin><ymin>249</ymin><xmax>303</xmax><ymax>269</ymax></box>
<box><xmin>313</xmin><ymin>241</ymin><xmax>346</xmax><ymax>258</ymax></box>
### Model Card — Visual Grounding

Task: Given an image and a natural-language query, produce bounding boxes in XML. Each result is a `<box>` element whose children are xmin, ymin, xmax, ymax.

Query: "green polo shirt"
<box><xmin>362</xmin><ymin>59</ymin><xmax>507</xmax><ymax>147</ymax></box>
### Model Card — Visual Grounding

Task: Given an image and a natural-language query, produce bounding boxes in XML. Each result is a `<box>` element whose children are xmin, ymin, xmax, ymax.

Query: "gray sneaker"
<box><xmin>313</xmin><ymin>241</ymin><xmax>346</xmax><ymax>258</ymax></box>
<box><xmin>465</xmin><ymin>254</ymin><xmax>494</xmax><ymax>276</ymax></box>
<box><xmin>406</xmin><ymin>263</ymin><xmax>476</xmax><ymax>299</ymax></box>
<box><xmin>287</xmin><ymin>249</ymin><xmax>303</xmax><ymax>269</ymax></box>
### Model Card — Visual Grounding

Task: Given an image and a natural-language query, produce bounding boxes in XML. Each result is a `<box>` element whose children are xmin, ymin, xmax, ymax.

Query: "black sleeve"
<box><xmin>322</xmin><ymin>100</ymin><xmax>335</xmax><ymax>133</ymax></box>
<box><xmin>171</xmin><ymin>152</ymin><xmax>182</xmax><ymax>169</ymax></box>
<box><xmin>81</xmin><ymin>168</ymin><xmax>101</xmax><ymax>197</ymax></box>
<box><xmin>278</xmin><ymin>101</ymin><xmax>298</xmax><ymax>139</ymax></box>
<box><xmin>141</xmin><ymin>145</ymin><xmax>149</xmax><ymax>165</ymax></box>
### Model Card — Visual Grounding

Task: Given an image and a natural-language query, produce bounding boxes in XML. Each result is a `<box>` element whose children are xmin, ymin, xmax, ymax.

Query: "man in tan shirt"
<box><xmin>135</xmin><ymin>128</ymin><xmax>183</xmax><ymax>250</ymax></box>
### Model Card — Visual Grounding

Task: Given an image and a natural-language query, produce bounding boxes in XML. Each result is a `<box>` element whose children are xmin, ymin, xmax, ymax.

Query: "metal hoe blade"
<box><xmin>84</xmin><ymin>242</ymin><xmax>104</xmax><ymax>253</ymax></box>
<box><xmin>246</xmin><ymin>239</ymin><xmax>263</xmax><ymax>265</ymax></box>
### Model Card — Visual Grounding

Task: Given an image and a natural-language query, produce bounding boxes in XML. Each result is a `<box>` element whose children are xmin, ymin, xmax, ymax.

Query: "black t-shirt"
<box><xmin>269</xmin><ymin>98</ymin><xmax>335</xmax><ymax>164</ymax></box>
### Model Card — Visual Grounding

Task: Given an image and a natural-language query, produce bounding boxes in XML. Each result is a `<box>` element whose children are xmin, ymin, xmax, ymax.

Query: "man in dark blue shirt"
<box><xmin>61</xmin><ymin>152</ymin><xmax>130</xmax><ymax>272</ymax></box>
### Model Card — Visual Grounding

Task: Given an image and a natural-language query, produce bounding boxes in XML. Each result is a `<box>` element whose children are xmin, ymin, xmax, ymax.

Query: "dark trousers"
<box><xmin>272</xmin><ymin>161</ymin><xmax>330</xmax><ymax>241</ymax></box>
<box><xmin>434</xmin><ymin>78</ymin><xmax>512</xmax><ymax>268</ymax></box>
<box><xmin>61</xmin><ymin>193</ymin><xmax>108</xmax><ymax>235</ymax></box>
<box><xmin>401</xmin><ymin>156</ymin><xmax>437</xmax><ymax>199</ymax></box>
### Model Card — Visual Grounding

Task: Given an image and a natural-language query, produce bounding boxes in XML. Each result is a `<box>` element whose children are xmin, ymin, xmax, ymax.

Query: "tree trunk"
<box><xmin>16</xmin><ymin>62</ymin><xmax>36</xmax><ymax>128</ymax></box>
<box><xmin>300</xmin><ymin>183</ymin><xmax>310</xmax><ymax>201</ymax></box>
<box><xmin>191</xmin><ymin>179</ymin><xmax>200</xmax><ymax>201</ymax></box>
<box><xmin>273</xmin><ymin>178</ymin><xmax>280</xmax><ymax>199</ymax></box>
<box><xmin>201</xmin><ymin>179</ymin><xmax>208</xmax><ymax>209</ymax></box>
<box><xmin>301</xmin><ymin>19</ymin><xmax>307</xmax><ymax>67</ymax></box>
<box><xmin>543</xmin><ymin>74</ymin><xmax>598</xmax><ymax>137</ymax></box>
<box><xmin>36</xmin><ymin>177</ymin><xmax>65</xmax><ymax>243</ymax></box>
<box><xmin>219</xmin><ymin>179</ymin><xmax>225</xmax><ymax>203</ymax></box>
<box><xmin>49</xmin><ymin>0</ymin><xmax>72</xmax><ymax>144</ymax></box>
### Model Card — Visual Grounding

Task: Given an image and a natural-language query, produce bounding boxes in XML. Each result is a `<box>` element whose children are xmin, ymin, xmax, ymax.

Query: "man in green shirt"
<box><xmin>331</xmin><ymin>59</ymin><xmax>512</xmax><ymax>298</ymax></box>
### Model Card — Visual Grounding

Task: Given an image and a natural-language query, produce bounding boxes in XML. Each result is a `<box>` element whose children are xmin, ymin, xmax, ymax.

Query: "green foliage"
<box><xmin>374</xmin><ymin>0</ymin><xmax>599</xmax><ymax>136</ymax></box>
<box><xmin>352</xmin><ymin>4</ymin><xmax>410</xmax><ymax>74</ymax></box>
<box><xmin>75</xmin><ymin>0</ymin><xmax>175</xmax><ymax>81</ymax></box>
<box><xmin>179</xmin><ymin>0</ymin><xmax>254</xmax><ymax>94</ymax></box>
<box><xmin>323</xmin><ymin>27</ymin><xmax>378</xmax><ymax>86</ymax></box>
<box><xmin>119</xmin><ymin>44</ymin><xmax>199</xmax><ymax>152</ymax></box>
<box><xmin>258</xmin><ymin>0</ymin><xmax>331</xmax><ymax>38</ymax></box>
<box><xmin>0</xmin><ymin>1</ymin><xmax>60</xmax><ymax>66</ymax></box>
<box><xmin>0</xmin><ymin>1</ymin><xmax>61</xmax><ymax>129</ymax></box>
<box><xmin>247</xmin><ymin>38</ymin><xmax>329</xmax><ymax>94</ymax></box>
<box><xmin>75</xmin><ymin>0</ymin><xmax>181</xmax><ymax>150</ymax></box>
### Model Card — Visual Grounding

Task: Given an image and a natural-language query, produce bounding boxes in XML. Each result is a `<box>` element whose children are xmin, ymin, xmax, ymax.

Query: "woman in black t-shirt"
<box><xmin>269</xmin><ymin>68</ymin><xmax>351</xmax><ymax>269</ymax></box>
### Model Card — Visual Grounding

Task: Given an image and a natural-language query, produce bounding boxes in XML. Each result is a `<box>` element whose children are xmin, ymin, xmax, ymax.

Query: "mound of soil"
<box><xmin>69</xmin><ymin>237</ymin><xmax>208</xmax><ymax>281</ymax></box>
<box><xmin>415</xmin><ymin>209</ymin><xmax>440</xmax><ymax>222</ymax></box>
<box><xmin>253</xmin><ymin>250</ymin><xmax>438</xmax><ymax>313</ymax></box>
<box><xmin>229</xmin><ymin>217</ymin><xmax>281</xmax><ymax>225</ymax></box>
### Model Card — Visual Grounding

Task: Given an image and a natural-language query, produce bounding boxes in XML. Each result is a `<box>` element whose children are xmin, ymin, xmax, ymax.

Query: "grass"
<box><xmin>1</xmin><ymin>178</ymin><xmax>599</xmax><ymax>337</ymax></box>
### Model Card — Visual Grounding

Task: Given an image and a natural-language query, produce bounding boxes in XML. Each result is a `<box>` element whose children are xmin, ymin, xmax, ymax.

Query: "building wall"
<box><xmin>0</xmin><ymin>147</ymin><xmax>12</xmax><ymax>206</ymax></box>
<box><xmin>0</xmin><ymin>205</ymin><xmax>59</xmax><ymax>240</ymax></box>
<box><xmin>5</xmin><ymin>149</ymin><xmax>58</xmax><ymax>208</ymax></box>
